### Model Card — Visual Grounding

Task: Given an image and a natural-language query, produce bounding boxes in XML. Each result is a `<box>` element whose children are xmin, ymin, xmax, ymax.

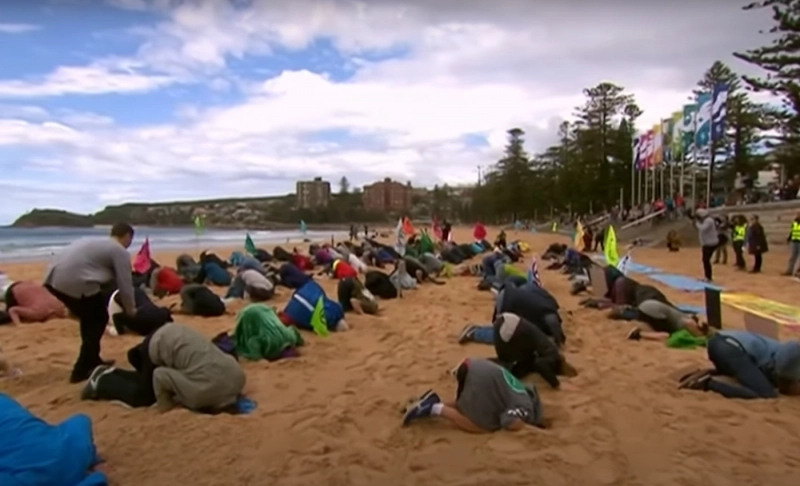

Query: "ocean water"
<box><xmin>0</xmin><ymin>226</ymin><xmax>344</xmax><ymax>262</ymax></box>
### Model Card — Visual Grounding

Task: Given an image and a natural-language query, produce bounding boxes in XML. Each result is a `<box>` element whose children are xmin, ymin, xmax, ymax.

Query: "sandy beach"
<box><xmin>2</xmin><ymin>226</ymin><xmax>800</xmax><ymax>486</ymax></box>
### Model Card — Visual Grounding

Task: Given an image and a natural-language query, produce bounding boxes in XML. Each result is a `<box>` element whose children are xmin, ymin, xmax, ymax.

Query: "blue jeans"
<box><xmin>787</xmin><ymin>241</ymin><xmax>800</xmax><ymax>274</ymax></box>
<box><xmin>707</xmin><ymin>335</ymin><xmax>778</xmax><ymax>399</ymax></box>
<box><xmin>471</xmin><ymin>325</ymin><xmax>494</xmax><ymax>344</ymax></box>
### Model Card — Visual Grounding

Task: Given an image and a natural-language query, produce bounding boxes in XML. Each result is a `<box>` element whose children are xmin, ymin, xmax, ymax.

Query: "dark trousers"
<box><xmin>732</xmin><ymin>241</ymin><xmax>746</xmax><ymax>269</ymax></box>
<box><xmin>46</xmin><ymin>286</ymin><xmax>108</xmax><ymax>380</ymax></box>
<box><xmin>96</xmin><ymin>368</ymin><xmax>156</xmax><ymax>408</ymax></box>
<box><xmin>701</xmin><ymin>245</ymin><xmax>716</xmax><ymax>280</ymax></box>
<box><xmin>707</xmin><ymin>335</ymin><xmax>777</xmax><ymax>399</ymax></box>
<box><xmin>752</xmin><ymin>252</ymin><xmax>763</xmax><ymax>272</ymax></box>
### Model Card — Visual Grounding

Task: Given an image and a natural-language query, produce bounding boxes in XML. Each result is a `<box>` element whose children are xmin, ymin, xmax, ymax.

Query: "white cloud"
<box><xmin>0</xmin><ymin>23</ymin><xmax>40</xmax><ymax>34</ymax></box>
<box><xmin>0</xmin><ymin>0</ymin><xmax>784</xmax><ymax>223</ymax></box>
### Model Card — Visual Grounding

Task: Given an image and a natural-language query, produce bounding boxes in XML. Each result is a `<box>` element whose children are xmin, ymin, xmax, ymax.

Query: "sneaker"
<box><xmin>80</xmin><ymin>364</ymin><xmax>115</xmax><ymax>399</ymax></box>
<box><xmin>418</xmin><ymin>388</ymin><xmax>441</xmax><ymax>404</ymax></box>
<box><xmin>402</xmin><ymin>392</ymin><xmax>441</xmax><ymax>426</ymax></box>
<box><xmin>627</xmin><ymin>328</ymin><xmax>642</xmax><ymax>341</ymax></box>
<box><xmin>457</xmin><ymin>325</ymin><xmax>477</xmax><ymax>344</ymax></box>
<box><xmin>678</xmin><ymin>369</ymin><xmax>712</xmax><ymax>390</ymax></box>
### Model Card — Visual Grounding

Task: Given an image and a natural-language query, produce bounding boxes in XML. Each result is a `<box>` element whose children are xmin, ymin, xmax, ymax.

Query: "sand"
<box><xmin>2</xmin><ymin>227</ymin><xmax>800</xmax><ymax>486</ymax></box>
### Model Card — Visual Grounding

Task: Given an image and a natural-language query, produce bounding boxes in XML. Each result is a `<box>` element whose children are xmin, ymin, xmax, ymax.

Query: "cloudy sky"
<box><xmin>0</xmin><ymin>0</ymin><xmax>775</xmax><ymax>224</ymax></box>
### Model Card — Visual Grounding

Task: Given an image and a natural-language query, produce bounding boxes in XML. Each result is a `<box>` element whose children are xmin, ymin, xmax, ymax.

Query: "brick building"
<box><xmin>296</xmin><ymin>177</ymin><xmax>331</xmax><ymax>209</ymax></box>
<box><xmin>362</xmin><ymin>178</ymin><xmax>412</xmax><ymax>213</ymax></box>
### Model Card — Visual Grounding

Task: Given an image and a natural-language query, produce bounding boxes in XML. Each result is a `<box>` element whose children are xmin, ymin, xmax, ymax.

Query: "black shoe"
<box><xmin>627</xmin><ymin>328</ymin><xmax>641</xmax><ymax>341</ymax></box>
<box><xmin>70</xmin><ymin>359</ymin><xmax>115</xmax><ymax>383</ymax></box>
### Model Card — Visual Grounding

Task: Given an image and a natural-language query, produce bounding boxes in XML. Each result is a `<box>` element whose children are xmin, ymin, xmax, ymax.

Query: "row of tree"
<box><xmin>452</xmin><ymin>1</ymin><xmax>800</xmax><ymax>223</ymax></box>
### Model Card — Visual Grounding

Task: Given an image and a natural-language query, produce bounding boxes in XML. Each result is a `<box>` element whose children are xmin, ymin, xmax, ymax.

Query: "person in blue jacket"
<box><xmin>680</xmin><ymin>330</ymin><xmax>800</xmax><ymax>399</ymax></box>
<box><xmin>0</xmin><ymin>393</ymin><xmax>107</xmax><ymax>486</ymax></box>
<box><xmin>281</xmin><ymin>280</ymin><xmax>347</xmax><ymax>332</ymax></box>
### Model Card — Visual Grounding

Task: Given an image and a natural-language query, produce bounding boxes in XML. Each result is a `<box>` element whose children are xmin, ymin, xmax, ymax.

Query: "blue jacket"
<box><xmin>0</xmin><ymin>393</ymin><xmax>107</xmax><ymax>486</ymax></box>
<box><xmin>283</xmin><ymin>281</ymin><xmax>344</xmax><ymax>332</ymax></box>
<box><xmin>718</xmin><ymin>330</ymin><xmax>800</xmax><ymax>380</ymax></box>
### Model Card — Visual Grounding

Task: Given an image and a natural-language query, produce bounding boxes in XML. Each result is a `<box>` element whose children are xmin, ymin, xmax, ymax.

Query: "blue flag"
<box><xmin>695</xmin><ymin>92</ymin><xmax>713</xmax><ymax>149</ymax></box>
<box><xmin>711</xmin><ymin>83</ymin><xmax>729</xmax><ymax>143</ymax></box>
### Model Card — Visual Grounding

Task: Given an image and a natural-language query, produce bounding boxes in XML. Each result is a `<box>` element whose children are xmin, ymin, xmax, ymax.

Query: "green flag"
<box><xmin>193</xmin><ymin>215</ymin><xmax>205</xmax><ymax>235</ymax></box>
<box><xmin>244</xmin><ymin>233</ymin><xmax>256</xmax><ymax>255</ymax></box>
<box><xmin>310</xmin><ymin>296</ymin><xmax>330</xmax><ymax>337</ymax></box>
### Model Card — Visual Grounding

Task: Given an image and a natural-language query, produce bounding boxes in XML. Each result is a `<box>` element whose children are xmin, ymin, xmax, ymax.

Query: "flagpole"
<box><xmin>630</xmin><ymin>143</ymin><xmax>635</xmax><ymax>208</ymax></box>
<box><xmin>691</xmin><ymin>107</ymin><xmax>698</xmax><ymax>207</ymax></box>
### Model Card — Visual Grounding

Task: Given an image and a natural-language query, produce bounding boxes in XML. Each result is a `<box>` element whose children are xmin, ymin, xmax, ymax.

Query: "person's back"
<box><xmin>180</xmin><ymin>284</ymin><xmax>225</xmax><ymax>317</ymax></box>
<box><xmin>148</xmin><ymin>323</ymin><xmax>245</xmax><ymax>411</ymax></box>
<box><xmin>6</xmin><ymin>281</ymin><xmax>67</xmax><ymax>323</ymax></box>
<box><xmin>240</xmin><ymin>269</ymin><xmax>272</xmax><ymax>291</ymax></box>
<box><xmin>44</xmin><ymin>237</ymin><xmax>135</xmax><ymax>309</ymax></box>
<box><xmin>455</xmin><ymin>358</ymin><xmax>544</xmax><ymax>431</ymax></box>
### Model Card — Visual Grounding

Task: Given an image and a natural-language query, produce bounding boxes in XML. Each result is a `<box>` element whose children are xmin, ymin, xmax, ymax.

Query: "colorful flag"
<box><xmin>711</xmin><ymin>83</ymin><xmax>729</xmax><ymax>143</ymax></box>
<box><xmin>573</xmin><ymin>220</ymin><xmax>584</xmax><ymax>248</ymax></box>
<box><xmin>244</xmin><ymin>233</ymin><xmax>257</xmax><ymax>255</ymax></box>
<box><xmin>132</xmin><ymin>237</ymin><xmax>152</xmax><ymax>274</ymax></box>
<box><xmin>671</xmin><ymin>111</ymin><xmax>684</xmax><ymax>161</ymax></box>
<box><xmin>193</xmin><ymin>214</ymin><xmax>205</xmax><ymax>235</ymax></box>
<box><xmin>527</xmin><ymin>254</ymin><xmax>542</xmax><ymax>287</ymax></box>
<box><xmin>310</xmin><ymin>297</ymin><xmax>330</xmax><ymax>337</ymax></box>
<box><xmin>682</xmin><ymin>104</ymin><xmax>698</xmax><ymax>155</ymax></box>
<box><xmin>432</xmin><ymin>218</ymin><xmax>443</xmax><ymax>240</ymax></box>
<box><xmin>661</xmin><ymin>118</ymin><xmax>673</xmax><ymax>162</ymax></box>
<box><xmin>632</xmin><ymin>135</ymin><xmax>642</xmax><ymax>170</ymax></box>
<box><xmin>403</xmin><ymin>216</ymin><xmax>415</xmax><ymax>236</ymax></box>
<box><xmin>641</xmin><ymin>130</ymin><xmax>654</xmax><ymax>168</ymax></box>
<box><xmin>473</xmin><ymin>222</ymin><xmax>487</xmax><ymax>241</ymax></box>
<box><xmin>300</xmin><ymin>220</ymin><xmax>307</xmax><ymax>235</ymax></box>
<box><xmin>695</xmin><ymin>92</ymin><xmax>713</xmax><ymax>149</ymax></box>
<box><xmin>604</xmin><ymin>226</ymin><xmax>619</xmax><ymax>267</ymax></box>
<box><xmin>651</xmin><ymin>124</ymin><xmax>664</xmax><ymax>166</ymax></box>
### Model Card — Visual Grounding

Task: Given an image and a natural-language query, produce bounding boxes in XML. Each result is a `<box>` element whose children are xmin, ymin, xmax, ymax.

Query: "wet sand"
<box><xmin>2</xmin><ymin>227</ymin><xmax>800</xmax><ymax>486</ymax></box>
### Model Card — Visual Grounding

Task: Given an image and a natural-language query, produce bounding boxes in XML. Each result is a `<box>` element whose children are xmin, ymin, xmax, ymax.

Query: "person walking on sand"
<box><xmin>45</xmin><ymin>223</ymin><xmax>138</xmax><ymax>383</ymax></box>
<box><xmin>694</xmin><ymin>209</ymin><xmax>719</xmax><ymax>282</ymax></box>
<box><xmin>784</xmin><ymin>211</ymin><xmax>800</xmax><ymax>275</ymax></box>
<box><xmin>747</xmin><ymin>214</ymin><xmax>768</xmax><ymax>274</ymax></box>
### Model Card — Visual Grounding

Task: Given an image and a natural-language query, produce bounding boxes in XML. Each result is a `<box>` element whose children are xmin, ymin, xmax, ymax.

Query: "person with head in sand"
<box><xmin>229</xmin><ymin>268</ymin><xmax>275</xmax><ymax>302</ymax></box>
<box><xmin>179</xmin><ymin>283</ymin><xmax>226</xmax><ymax>317</ymax></box>
<box><xmin>337</xmin><ymin>277</ymin><xmax>378</xmax><ymax>315</ymax></box>
<box><xmin>4</xmin><ymin>280</ymin><xmax>68</xmax><ymax>324</ymax></box>
<box><xmin>44</xmin><ymin>222</ymin><xmax>137</xmax><ymax>383</ymax></box>
<box><xmin>84</xmin><ymin>322</ymin><xmax>245</xmax><ymax>412</ymax></box>
<box><xmin>680</xmin><ymin>330</ymin><xmax>800</xmax><ymax>399</ymax></box>
<box><xmin>403</xmin><ymin>357</ymin><xmax>545</xmax><ymax>432</ymax></box>
<box><xmin>458</xmin><ymin>313</ymin><xmax>577</xmax><ymax>389</ymax></box>
<box><xmin>494</xmin><ymin>284</ymin><xmax>566</xmax><ymax>347</ymax></box>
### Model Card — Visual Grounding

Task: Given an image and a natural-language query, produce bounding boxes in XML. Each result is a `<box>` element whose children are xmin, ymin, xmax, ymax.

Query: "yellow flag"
<box><xmin>604</xmin><ymin>226</ymin><xmax>619</xmax><ymax>266</ymax></box>
<box><xmin>551</xmin><ymin>222</ymin><xmax>557</xmax><ymax>232</ymax></box>
<box><xmin>573</xmin><ymin>221</ymin><xmax>584</xmax><ymax>248</ymax></box>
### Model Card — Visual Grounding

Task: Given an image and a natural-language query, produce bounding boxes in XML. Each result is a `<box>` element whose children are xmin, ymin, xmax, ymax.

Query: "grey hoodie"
<box><xmin>696</xmin><ymin>217</ymin><xmax>719</xmax><ymax>247</ymax></box>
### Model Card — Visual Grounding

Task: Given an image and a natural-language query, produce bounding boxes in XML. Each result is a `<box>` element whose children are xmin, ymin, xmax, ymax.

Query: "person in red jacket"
<box><xmin>150</xmin><ymin>267</ymin><xmax>184</xmax><ymax>297</ymax></box>
<box><xmin>331</xmin><ymin>259</ymin><xmax>358</xmax><ymax>279</ymax></box>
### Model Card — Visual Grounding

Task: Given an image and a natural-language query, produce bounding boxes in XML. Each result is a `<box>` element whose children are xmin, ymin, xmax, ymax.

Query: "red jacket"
<box><xmin>333</xmin><ymin>260</ymin><xmax>358</xmax><ymax>279</ymax></box>
<box><xmin>156</xmin><ymin>267</ymin><xmax>184</xmax><ymax>294</ymax></box>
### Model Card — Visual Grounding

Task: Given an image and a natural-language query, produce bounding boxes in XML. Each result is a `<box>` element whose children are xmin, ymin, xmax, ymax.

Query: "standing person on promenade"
<box><xmin>45</xmin><ymin>223</ymin><xmax>138</xmax><ymax>383</ymax></box>
<box><xmin>695</xmin><ymin>209</ymin><xmax>719</xmax><ymax>282</ymax></box>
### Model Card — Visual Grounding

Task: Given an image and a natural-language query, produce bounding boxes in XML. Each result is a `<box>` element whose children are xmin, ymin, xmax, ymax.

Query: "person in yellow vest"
<box><xmin>785</xmin><ymin>212</ymin><xmax>800</xmax><ymax>275</ymax></box>
<box><xmin>731</xmin><ymin>215</ymin><xmax>748</xmax><ymax>270</ymax></box>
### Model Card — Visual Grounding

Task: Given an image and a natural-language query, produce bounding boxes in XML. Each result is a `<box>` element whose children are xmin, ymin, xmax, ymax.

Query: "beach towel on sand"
<box><xmin>0</xmin><ymin>393</ymin><xmax>107</xmax><ymax>486</ymax></box>
<box><xmin>234</xmin><ymin>304</ymin><xmax>304</xmax><ymax>361</ymax></box>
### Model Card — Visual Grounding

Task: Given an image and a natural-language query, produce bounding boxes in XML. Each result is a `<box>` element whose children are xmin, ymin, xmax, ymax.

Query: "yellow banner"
<box><xmin>721</xmin><ymin>293</ymin><xmax>800</xmax><ymax>329</ymax></box>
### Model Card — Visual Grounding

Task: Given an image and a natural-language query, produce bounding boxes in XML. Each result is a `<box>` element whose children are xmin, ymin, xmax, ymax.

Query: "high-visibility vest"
<box><xmin>792</xmin><ymin>222</ymin><xmax>800</xmax><ymax>241</ymax></box>
<box><xmin>733</xmin><ymin>224</ymin><xmax>747</xmax><ymax>241</ymax></box>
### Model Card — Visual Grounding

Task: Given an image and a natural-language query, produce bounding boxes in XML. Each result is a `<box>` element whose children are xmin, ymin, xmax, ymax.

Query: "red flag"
<box><xmin>473</xmin><ymin>222</ymin><xmax>487</xmax><ymax>241</ymax></box>
<box><xmin>432</xmin><ymin>218</ymin><xmax>443</xmax><ymax>240</ymax></box>
<box><xmin>132</xmin><ymin>238</ymin><xmax>151</xmax><ymax>274</ymax></box>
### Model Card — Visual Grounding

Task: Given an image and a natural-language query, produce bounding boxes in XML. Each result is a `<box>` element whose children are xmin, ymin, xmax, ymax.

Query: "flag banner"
<box><xmin>633</xmin><ymin>135</ymin><xmax>642</xmax><ymax>170</ymax></box>
<box><xmin>651</xmin><ymin>124</ymin><xmax>664</xmax><ymax>166</ymax></box>
<box><xmin>604</xmin><ymin>226</ymin><xmax>619</xmax><ymax>267</ymax></box>
<box><xmin>661</xmin><ymin>118</ymin><xmax>674</xmax><ymax>163</ymax></box>
<box><xmin>671</xmin><ymin>111</ymin><xmax>684</xmax><ymax>161</ymax></box>
<box><xmin>711</xmin><ymin>83</ymin><xmax>729</xmax><ymax>143</ymax></box>
<box><xmin>695</xmin><ymin>92</ymin><xmax>713</xmax><ymax>149</ymax></box>
<box><xmin>193</xmin><ymin>215</ymin><xmax>205</xmax><ymax>235</ymax></box>
<box><xmin>682</xmin><ymin>104</ymin><xmax>698</xmax><ymax>155</ymax></box>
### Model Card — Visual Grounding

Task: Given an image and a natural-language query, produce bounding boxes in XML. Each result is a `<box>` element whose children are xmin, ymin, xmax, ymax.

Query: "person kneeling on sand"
<box><xmin>83</xmin><ymin>323</ymin><xmax>245</xmax><ymax>412</ymax></box>
<box><xmin>281</xmin><ymin>280</ymin><xmax>348</xmax><ymax>333</ymax></box>
<box><xmin>179</xmin><ymin>283</ymin><xmax>226</xmax><ymax>317</ymax></box>
<box><xmin>4</xmin><ymin>281</ymin><xmax>68</xmax><ymax>325</ymax></box>
<box><xmin>457</xmin><ymin>313</ymin><xmax>577</xmax><ymax>389</ymax></box>
<box><xmin>679</xmin><ymin>329</ymin><xmax>800</xmax><ymax>399</ymax></box>
<box><xmin>403</xmin><ymin>357</ymin><xmax>545</xmax><ymax>432</ymax></box>
<box><xmin>337</xmin><ymin>277</ymin><xmax>378</xmax><ymax>315</ymax></box>
<box><xmin>226</xmin><ymin>268</ymin><xmax>275</xmax><ymax>302</ymax></box>
<box><xmin>494</xmin><ymin>284</ymin><xmax>566</xmax><ymax>347</ymax></box>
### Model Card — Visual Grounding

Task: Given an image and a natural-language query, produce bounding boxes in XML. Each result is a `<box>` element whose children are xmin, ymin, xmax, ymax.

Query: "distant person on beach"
<box><xmin>44</xmin><ymin>223</ymin><xmax>137</xmax><ymax>383</ymax></box>
<box><xmin>694</xmin><ymin>209</ymin><xmax>719</xmax><ymax>282</ymax></box>
<box><xmin>680</xmin><ymin>330</ymin><xmax>800</xmax><ymax>399</ymax></box>
<box><xmin>747</xmin><ymin>214</ymin><xmax>768</xmax><ymax>274</ymax></box>
<box><xmin>457</xmin><ymin>313</ymin><xmax>577</xmax><ymax>389</ymax></box>
<box><xmin>402</xmin><ymin>357</ymin><xmax>545</xmax><ymax>432</ymax></box>
<box><xmin>4</xmin><ymin>281</ymin><xmax>68</xmax><ymax>324</ymax></box>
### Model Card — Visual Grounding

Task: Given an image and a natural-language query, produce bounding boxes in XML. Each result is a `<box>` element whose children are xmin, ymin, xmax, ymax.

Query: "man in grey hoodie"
<box><xmin>695</xmin><ymin>209</ymin><xmax>719</xmax><ymax>282</ymax></box>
